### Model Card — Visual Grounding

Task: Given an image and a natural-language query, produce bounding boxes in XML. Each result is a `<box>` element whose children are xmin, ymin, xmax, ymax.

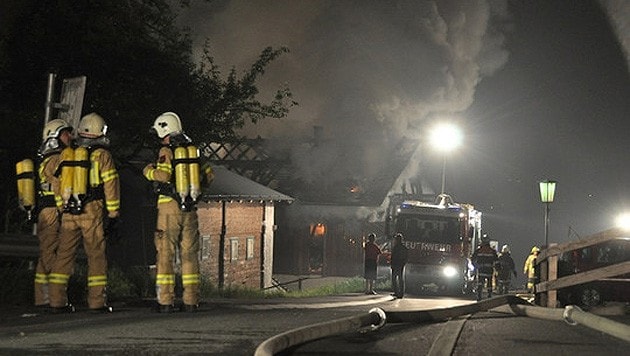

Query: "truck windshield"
<box><xmin>395</xmin><ymin>216</ymin><xmax>460</xmax><ymax>243</ymax></box>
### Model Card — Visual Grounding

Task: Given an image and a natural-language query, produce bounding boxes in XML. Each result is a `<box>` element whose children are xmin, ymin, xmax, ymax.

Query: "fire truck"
<box><xmin>391</xmin><ymin>194</ymin><xmax>482</xmax><ymax>295</ymax></box>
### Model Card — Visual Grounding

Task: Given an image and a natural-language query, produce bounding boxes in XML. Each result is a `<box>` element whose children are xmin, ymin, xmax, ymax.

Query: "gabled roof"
<box><xmin>202</xmin><ymin>165</ymin><xmax>294</xmax><ymax>202</ymax></box>
<box><xmin>203</xmin><ymin>136</ymin><xmax>432</xmax><ymax>207</ymax></box>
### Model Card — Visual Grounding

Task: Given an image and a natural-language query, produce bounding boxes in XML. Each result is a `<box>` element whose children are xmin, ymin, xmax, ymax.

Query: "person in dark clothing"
<box><xmin>364</xmin><ymin>233</ymin><xmax>382</xmax><ymax>294</ymax></box>
<box><xmin>472</xmin><ymin>237</ymin><xmax>498</xmax><ymax>300</ymax></box>
<box><xmin>390</xmin><ymin>233</ymin><xmax>408</xmax><ymax>299</ymax></box>
<box><xmin>496</xmin><ymin>244</ymin><xmax>517</xmax><ymax>294</ymax></box>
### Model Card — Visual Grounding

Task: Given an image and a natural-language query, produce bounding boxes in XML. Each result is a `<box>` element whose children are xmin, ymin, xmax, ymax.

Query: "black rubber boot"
<box><xmin>181</xmin><ymin>304</ymin><xmax>199</xmax><ymax>313</ymax></box>
<box><xmin>157</xmin><ymin>304</ymin><xmax>177</xmax><ymax>313</ymax></box>
<box><xmin>50</xmin><ymin>304</ymin><xmax>75</xmax><ymax>314</ymax></box>
<box><xmin>89</xmin><ymin>306</ymin><xmax>113</xmax><ymax>314</ymax></box>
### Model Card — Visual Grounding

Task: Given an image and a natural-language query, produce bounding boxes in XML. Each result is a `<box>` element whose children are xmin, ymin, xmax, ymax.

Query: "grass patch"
<box><xmin>197</xmin><ymin>276</ymin><xmax>374</xmax><ymax>299</ymax></box>
<box><xmin>285</xmin><ymin>277</ymin><xmax>365</xmax><ymax>297</ymax></box>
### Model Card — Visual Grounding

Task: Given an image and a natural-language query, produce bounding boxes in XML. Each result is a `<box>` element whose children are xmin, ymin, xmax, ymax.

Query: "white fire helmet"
<box><xmin>152</xmin><ymin>112</ymin><xmax>183</xmax><ymax>138</ymax></box>
<box><xmin>78</xmin><ymin>113</ymin><xmax>108</xmax><ymax>138</ymax></box>
<box><xmin>501</xmin><ymin>244</ymin><xmax>510</xmax><ymax>254</ymax></box>
<box><xmin>42</xmin><ymin>118</ymin><xmax>72</xmax><ymax>141</ymax></box>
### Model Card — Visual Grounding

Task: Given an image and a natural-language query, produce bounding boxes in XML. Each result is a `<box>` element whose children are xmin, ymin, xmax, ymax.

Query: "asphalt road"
<box><xmin>0</xmin><ymin>294</ymin><xmax>627</xmax><ymax>355</ymax></box>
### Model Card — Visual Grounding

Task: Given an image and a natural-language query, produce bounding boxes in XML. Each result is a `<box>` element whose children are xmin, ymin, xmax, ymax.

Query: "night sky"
<box><xmin>178</xmin><ymin>0</ymin><xmax>630</xmax><ymax>278</ymax></box>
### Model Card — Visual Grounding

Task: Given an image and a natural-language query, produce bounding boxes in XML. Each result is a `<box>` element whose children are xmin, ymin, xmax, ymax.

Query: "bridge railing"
<box><xmin>535</xmin><ymin>227</ymin><xmax>630</xmax><ymax>307</ymax></box>
<box><xmin>0</xmin><ymin>232</ymin><xmax>88</xmax><ymax>262</ymax></box>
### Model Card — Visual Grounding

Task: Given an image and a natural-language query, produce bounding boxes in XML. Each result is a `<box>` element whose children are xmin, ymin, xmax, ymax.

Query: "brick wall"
<box><xmin>197</xmin><ymin>201</ymin><xmax>267</xmax><ymax>289</ymax></box>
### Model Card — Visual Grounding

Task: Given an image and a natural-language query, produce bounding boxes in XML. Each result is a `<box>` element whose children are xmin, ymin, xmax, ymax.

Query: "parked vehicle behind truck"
<box><xmin>557</xmin><ymin>237</ymin><xmax>630</xmax><ymax>307</ymax></box>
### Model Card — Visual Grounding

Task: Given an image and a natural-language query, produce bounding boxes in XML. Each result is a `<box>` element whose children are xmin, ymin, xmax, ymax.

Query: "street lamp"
<box><xmin>539</xmin><ymin>180</ymin><xmax>557</xmax><ymax>247</ymax></box>
<box><xmin>615</xmin><ymin>213</ymin><xmax>630</xmax><ymax>231</ymax></box>
<box><xmin>429</xmin><ymin>123</ymin><xmax>463</xmax><ymax>194</ymax></box>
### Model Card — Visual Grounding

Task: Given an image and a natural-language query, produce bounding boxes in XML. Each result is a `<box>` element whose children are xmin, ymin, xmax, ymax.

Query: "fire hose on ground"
<box><xmin>254</xmin><ymin>295</ymin><xmax>630</xmax><ymax>356</ymax></box>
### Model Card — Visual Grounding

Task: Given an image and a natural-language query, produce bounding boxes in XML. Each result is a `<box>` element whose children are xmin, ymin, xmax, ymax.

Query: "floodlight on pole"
<box><xmin>429</xmin><ymin>123</ymin><xmax>462</xmax><ymax>194</ymax></box>
<box><xmin>539</xmin><ymin>180</ymin><xmax>557</xmax><ymax>247</ymax></box>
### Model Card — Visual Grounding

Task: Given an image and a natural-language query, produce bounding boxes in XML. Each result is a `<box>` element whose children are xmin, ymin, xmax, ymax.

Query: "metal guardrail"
<box><xmin>267</xmin><ymin>277</ymin><xmax>310</xmax><ymax>292</ymax></box>
<box><xmin>0</xmin><ymin>233</ymin><xmax>39</xmax><ymax>259</ymax></box>
<box><xmin>0</xmin><ymin>233</ymin><xmax>87</xmax><ymax>261</ymax></box>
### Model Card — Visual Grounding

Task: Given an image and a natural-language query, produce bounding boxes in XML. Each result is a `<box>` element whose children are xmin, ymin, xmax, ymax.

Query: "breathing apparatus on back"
<box><xmin>16</xmin><ymin>158</ymin><xmax>36</xmax><ymax>220</ymax></box>
<box><xmin>172</xmin><ymin>141</ymin><xmax>202</xmax><ymax>211</ymax></box>
<box><xmin>16</xmin><ymin>119</ymin><xmax>73</xmax><ymax>220</ymax></box>
<box><xmin>151</xmin><ymin>112</ymin><xmax>203</xmax><ymax>211</ymax></box>
<box><xmin>57</xmin><ymin>113</ymin><xmax>108</xmax><ymax>214</ymax></box>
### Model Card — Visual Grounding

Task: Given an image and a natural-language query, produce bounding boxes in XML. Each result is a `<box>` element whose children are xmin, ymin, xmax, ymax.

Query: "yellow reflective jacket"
<box><xmin>523</xmin><ymin>253</ymin><xmax>537</xmax><ymax>278</ymax></box>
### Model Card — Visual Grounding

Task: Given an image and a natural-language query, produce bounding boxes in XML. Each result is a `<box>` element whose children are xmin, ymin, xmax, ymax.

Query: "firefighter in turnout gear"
<box><xmin>524</xmin><ymin>246</ymin><xmax>540</xmax><ymax>293</ymax></box>
<box><xmin>472</xmin><ymin>235</ymin><xmax>498</xmax><ymax>301</ymax></box>
<box><xmin>16</xmin><ymin>119</ymin><xmax>73</xmax><ymax>307</ymax></box>
<box><xmin>48</xmin><ymin>113</ymin><xmax>120</xmax><ymax>313</ymax></box>
<box><xmin>144</xmin><ymin>112</ymin><xmax>214</xmax><ymax>313</ymax></box>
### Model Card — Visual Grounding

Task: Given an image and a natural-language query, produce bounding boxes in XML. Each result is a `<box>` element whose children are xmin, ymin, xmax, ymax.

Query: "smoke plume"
<box><xmin>178</xmin><ymin>0</ymin><xmax>511</xmax><ymax>193</ymax></box>
<box><xmin>599</xmin><ymin>0</ymin><xmax>630</xmax><ymax>72</ymax></box>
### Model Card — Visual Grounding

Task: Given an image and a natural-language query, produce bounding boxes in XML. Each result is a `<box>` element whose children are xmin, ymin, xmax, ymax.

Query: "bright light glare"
<box><xmin>443</xmin><ymin>265</ymin><xmax>458</xmax><ymax>278</ymax></box>
<box><xmin>429</xmin><ymin>123</ymin><xmax>463</xmax><ymax>152</ymax></box>
<box><xmin>615</xmin><ymin>213</ymin><xmax>630</xmax><ymax>230</ymax></box>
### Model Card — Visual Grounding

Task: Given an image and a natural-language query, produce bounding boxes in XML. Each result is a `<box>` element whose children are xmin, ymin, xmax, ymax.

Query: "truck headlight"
<box><xmin>443</xmin><ymin>265</ymin><xmax>458</xmax><ymax>278</ymax></box>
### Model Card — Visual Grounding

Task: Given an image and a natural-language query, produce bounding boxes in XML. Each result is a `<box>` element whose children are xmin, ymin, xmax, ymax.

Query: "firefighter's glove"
<box><xmin>104</xmin><ymin>216</ymin><xmax>121</xmax><ymax>244</ymax></box>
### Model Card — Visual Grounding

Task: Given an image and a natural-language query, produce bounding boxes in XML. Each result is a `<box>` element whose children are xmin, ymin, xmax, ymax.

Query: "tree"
<box><xmin>189</xmin><ymin>43</ymin><xmax>295</xmax><ymax>144</ymax></box>
<box><xmin>1</xmin><ymin>0</ymin><xmax>295</xmax><ymax>151</ymax></box>
<box><xmin>0</xmin><ymin>0</ymin><xmax>295</xmax><ymax>232</ymax></box>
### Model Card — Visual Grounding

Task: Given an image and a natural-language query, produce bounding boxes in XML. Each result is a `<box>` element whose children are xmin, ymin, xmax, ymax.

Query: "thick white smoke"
<box><xmin>178</xmin><ymin>0</ymin><xmax>510</xmax><ymax>189</ymax></box>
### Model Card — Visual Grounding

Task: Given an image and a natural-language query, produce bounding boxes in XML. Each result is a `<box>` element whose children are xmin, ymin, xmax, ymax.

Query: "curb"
<box><xmin>202</xmin><ymin>293</ymin><xmax>395</xmax><ymax>310</ymax></box>
<box><xmin>234</xmin><ymin>295</ymin><xmax>395</xmax><ymax>310</ymax></box>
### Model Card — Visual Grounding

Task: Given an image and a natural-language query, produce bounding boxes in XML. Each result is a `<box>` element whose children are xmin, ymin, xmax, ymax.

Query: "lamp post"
<box><xmin>429</xmin><ymin>123</ymin><xmax>462</xmax><ymax>195</ymax></box>
<box><xmin>539</xmin><ymin>180</ymin><xmax>557</xmax><ymax>247</ymax></box>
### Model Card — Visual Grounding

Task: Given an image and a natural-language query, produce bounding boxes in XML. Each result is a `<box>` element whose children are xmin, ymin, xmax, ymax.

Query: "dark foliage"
<box><xmin>0</xmin><ymin>0</ymin><xmax>295</xmax><ymax>232</ymax></box>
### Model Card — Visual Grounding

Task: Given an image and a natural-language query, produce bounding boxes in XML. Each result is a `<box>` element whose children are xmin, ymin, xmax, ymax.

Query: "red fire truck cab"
<box><xmin>392</xmin><ymin>194</ymin><xmax>482</xmax><ymax>295</ymax></box>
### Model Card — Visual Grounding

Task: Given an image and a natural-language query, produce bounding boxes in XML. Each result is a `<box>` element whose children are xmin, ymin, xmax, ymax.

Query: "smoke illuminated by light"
<box><xmin>599</xmin><ymin>0</ymin><xmax>630</xmax><ymax>72</ymax></box>
<box><xmin>177</xmin><ymin>0</ymin><xmax>510</xmax><ymax>186</ymax></box>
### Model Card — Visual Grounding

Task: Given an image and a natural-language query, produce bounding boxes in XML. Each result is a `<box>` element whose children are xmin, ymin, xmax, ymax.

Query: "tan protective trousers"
<box><xmin>34</xmin><ymin>207</ymin><xmax>60</xmax><ymax>306</ymax></box>
<box><xmin>524</xmin><ymin>255</ymin><xmax>537</xmax><ymax>292</ymax></box>
<box><xmin>49</xmin><ymin>201</ymin><xmax>108</xmax><ymax>309</ymax></box>
<box><xmin>154</xmin><ymin>200</ymin><xmax>200</xmax><ymax>306</ymax></box>
<box><xmin>527</xmin><ymin>271</ymin><xmax>536</xmax><ymax>292</ymax></box>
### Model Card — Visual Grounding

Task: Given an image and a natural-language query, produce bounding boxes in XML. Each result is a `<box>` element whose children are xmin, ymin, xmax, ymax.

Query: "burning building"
<box><xmin>206</xmin><ymin>129</ymin><xmax>436</xmax><ymax>278</ymax></box>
